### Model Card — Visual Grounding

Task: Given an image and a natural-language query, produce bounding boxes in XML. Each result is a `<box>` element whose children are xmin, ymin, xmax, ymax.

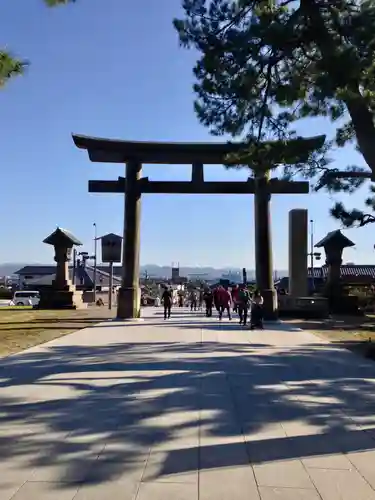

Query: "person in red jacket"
<box><xmin>217</xmin><ymin>286</ymin><xmax>232</xmax><ymax>320</ymax></box>
<box><xmin>231</xmin><ymin>285</ymin><xmax>239</xmax><ymax>313</ymax></box>
<box><xmin>213</xmin><ymin>286</ymin><xmax>220</xmax><ymax>313</ymax></box>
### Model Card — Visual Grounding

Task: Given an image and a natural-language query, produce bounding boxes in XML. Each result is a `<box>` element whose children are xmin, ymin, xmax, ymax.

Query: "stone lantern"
<box><xmin>37</xmin><ymin>227</ymin><xmax>85</xmax><ymax>309</ymax></box>
<box><xmin>315</xmin><ymin>230</ymin><xmax>354</xmax><ymax>301</ymax></box>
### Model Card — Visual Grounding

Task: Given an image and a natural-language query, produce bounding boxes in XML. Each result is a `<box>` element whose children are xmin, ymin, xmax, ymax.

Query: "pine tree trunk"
<box><xmin>344</xmin><ymin>97</ymin><xmax>375</xmax><ymax>175</ymax></box>
<box><xmin>301</xmin><ymin>0</ymin><xmax>375</xmax><ymax>174</ymax></box>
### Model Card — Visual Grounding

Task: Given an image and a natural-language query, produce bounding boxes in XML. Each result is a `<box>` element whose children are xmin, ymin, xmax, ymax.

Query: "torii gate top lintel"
<box><xmin>72</xmin><ymin>133</ymin><xmax>325</xmax><ymax>166</ymax></box>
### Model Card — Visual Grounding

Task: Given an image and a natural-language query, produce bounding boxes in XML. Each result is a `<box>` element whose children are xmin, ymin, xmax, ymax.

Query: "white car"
<box><xmin>10</xmin><ymin>291</ymin><xmax>40</xmax><ymax>307</ymax></box>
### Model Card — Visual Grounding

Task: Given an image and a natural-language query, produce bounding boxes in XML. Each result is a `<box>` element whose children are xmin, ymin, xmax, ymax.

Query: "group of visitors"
<box><xmin>201</xmin><ymin>284</ymin><xmax>264</xmax><ymax>327</ymax></box>
<box><xmin>161</xmin><ymin>284</ymin><xmax>264</xmax><ymax>328</ymax></box>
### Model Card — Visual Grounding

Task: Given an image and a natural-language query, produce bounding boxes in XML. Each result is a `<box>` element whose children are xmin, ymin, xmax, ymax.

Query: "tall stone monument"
<box><xmin>37</xmin><ymin>227</ymin><xmax>85</xmax><ymax>309</ymax></box>
<box><xmin>288</xmin><ymin>209</ymin><xmax>308</xmax><ymax>296</ymax></box>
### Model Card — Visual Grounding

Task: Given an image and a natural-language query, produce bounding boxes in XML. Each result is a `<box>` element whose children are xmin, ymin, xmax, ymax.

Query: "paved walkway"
<box><xmin>1</xmin><ymin>309</ymin><xmax>375</xmax><ymax>499</ymax></box>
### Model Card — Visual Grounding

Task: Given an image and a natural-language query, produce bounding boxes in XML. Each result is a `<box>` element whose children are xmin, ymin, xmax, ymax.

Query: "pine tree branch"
<box><xmin>44</xmin><ymin>0</ymin><xmax>76</xmax><ymax>5</ymax></box>
<box><xmin>0</xmin><ymin>51</ymin><xmax>27</xmax><ymax>87</ymax></box>
<box><xmin>316</xmin><ymin>169</ymin><xmax>373</xmax><ymax>191</ymax></box>
<box><xmin>331</xmin><ymin>202</ymin><xmax>375</xmax><ymax>227</ymax></box>
<box><xmin>359</xmin><ymin>214</ymin><xmax>375</xmax><ymax>226</ymax></box>
<box><xmin>0</xmin><ymin>1</ymin><xmax>76</xmax><ymax>89</ymax></box>
<box><xmin>213</xmin><ymin>2</ymin><xmax>254</xmax><ymax>38</ymax></box>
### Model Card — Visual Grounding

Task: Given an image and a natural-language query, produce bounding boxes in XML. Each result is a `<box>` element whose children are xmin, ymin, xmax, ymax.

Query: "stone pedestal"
<box><xmin>261</xmin><ymin>289</ymin><xmax>278</xmax><ymax>320</ymax></box>
<box><xmin>117</xmin><ymin>286</ymin><xmax>141</xmax><ymax>319</ymax></box>
<box><xmin>289</xmin><ymin>209</ymin><xmax>308</xmax><ymax>296</ymax></box>
<box><xmin>324</xmin><ymin>253</ymin><xmax>344</xmax><ymax>310</ymax></box>
<box><xmin>37</xmin><ymin>282</ymin><xmax>85</xmax><ymax>310</ymax></box>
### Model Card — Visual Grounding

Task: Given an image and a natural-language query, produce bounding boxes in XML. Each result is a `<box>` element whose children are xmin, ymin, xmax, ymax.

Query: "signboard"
<box><xmin>101</xmin><ymin>233</ymin><xmax>122</xmax><ymax>263</ymax></box>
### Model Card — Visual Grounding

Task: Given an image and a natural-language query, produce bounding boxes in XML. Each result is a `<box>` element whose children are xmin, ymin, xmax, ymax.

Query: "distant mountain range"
<box><xmin>0</xmin><ymin>263</ymin><xmax>288</xmax><ymax>280</ymax></box>
<box><xmin>0</xmin><ymin>263</ymin><xmax>32</xmax><ymax>277</ymax></box>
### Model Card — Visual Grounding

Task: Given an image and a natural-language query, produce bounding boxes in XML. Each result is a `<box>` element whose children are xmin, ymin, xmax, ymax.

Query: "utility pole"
<box><xmin>72</xmin><ymin>248</ymin><xmax>77</xmax><ymax>285</ymax></box>
<box><xmin>93</xmin><ymin>222</ymin><xmax>97</xmax><ymax>303</ymax></box>
<box><xmin>109</xmin><ymin>261</ymin><xmax>114</xmax><ymax>310</ymax></box>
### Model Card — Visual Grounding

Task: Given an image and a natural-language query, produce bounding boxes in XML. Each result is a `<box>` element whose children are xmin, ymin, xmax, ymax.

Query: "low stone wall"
<box><xmin>278</xmin><ymin>295</ymin><xmax>329</xmax><ymax>319</ymax></box>
<box><xmin>329</xmin><ymin>295</ymin><xmax>362</xmax><ymax>316</ymax></box>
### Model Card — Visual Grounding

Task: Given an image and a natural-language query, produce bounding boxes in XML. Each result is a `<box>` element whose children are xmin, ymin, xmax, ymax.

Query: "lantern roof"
<box><xmin>43</xmin><ymin>227</ymin><xmax>82</xmax><ymax>247</ymax></box>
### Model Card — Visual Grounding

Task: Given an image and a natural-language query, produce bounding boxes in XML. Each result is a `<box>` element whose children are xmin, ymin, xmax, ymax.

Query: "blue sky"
<box><xmin>0</xmin><ymin>0</ymin><xmax>373</xmax><ymax>268</ymax></box>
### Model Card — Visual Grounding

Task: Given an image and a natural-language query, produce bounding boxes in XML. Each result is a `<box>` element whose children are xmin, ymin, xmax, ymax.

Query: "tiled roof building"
<box><xmin>15</xmin><ymin>265</ymin><xmax>122</xmax><ymax>288</ymax></box>
<box><xmin>276</xmin><ymin>265</ymin><xmax>375</xmax><ymax>290</ymax></box>
<box><xmin>308</xmin><ymin>265</ymin><xmax>375</xmax><ymax>281</ymax></box>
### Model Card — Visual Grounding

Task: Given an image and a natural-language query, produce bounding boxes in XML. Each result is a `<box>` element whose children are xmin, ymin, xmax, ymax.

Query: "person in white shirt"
<box><xmin>250</xmin><ymin>289</ymin><xmax>264</xmax><ymax>329</ymax></box>
<box><xmin>251</xmin><ymin>289</ymin><xmax>264</xmax><ymax>306</ymax></box>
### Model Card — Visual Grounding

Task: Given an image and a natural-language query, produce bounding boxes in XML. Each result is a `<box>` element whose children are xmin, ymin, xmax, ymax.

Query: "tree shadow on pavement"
<box><xmin>0</xmin><ymin>333</ymin><xmax>375</xmax><ymax>488</ymax></box>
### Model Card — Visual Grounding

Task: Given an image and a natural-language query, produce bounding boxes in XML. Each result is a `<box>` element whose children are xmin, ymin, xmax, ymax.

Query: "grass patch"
<box><xmin>0</xmin><ymin>307</ymin><xmax>116</xmax><ymax>357</ymax></box>
<box><xmin>284</xmin><ymin>315</ymin><xmax>375</xmax><ymax>359</ymax></box>
<box><xmin>0</xmin><ymin>306</ymin><xmax>33</xmax><ymax>311</ymax></box>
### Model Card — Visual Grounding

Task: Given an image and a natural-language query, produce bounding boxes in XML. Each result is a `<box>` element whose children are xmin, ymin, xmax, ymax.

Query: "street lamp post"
<box><xmin>307</xmin><ymin>219</ymin><xmax>321</xmax><ymax>292</ymax></box>
<box><xmin>93</xmin><ymin>223</ymin><xmax>97</xmax><ymax>303</ymax></box>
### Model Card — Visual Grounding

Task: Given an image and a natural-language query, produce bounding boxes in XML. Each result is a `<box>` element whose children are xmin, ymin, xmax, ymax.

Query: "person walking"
<box><xmin>189</xmin><ymin>289</ymin><xmax>198</xmax><ymax>311</ymax></box>
<box><xmin>203</xmin><ymin>288</ymin><xmax>214</xmax><ymax>317</ymax></box>
<box><xmin>162</xmin><ymin>286</ymin><xmax>173</xmax><ymax>320</ymax></box>
<box><xmin>198</xmin><ymin>289</ymin><xmax>204</xmax><ymax>310</ymax></box>
<box><xmin>217</xmin><ymin>286</ymin><xmax>232</xmax><ymax>320</ymax></box>
<box><xmin>250</xmin><ymin>289</ymin><xmax>264</xmax><ymax>329</ymax></box>
<box><xmin>213</xmin><ymin>286</ymin><xmax>220</xmax><ymax>314</ymax></box>
<box><xmin>237</xmin><ymin>285</ymin><xmax>251</xmax><ymax>326</ymax></box>
<box><xmin>231</xmin><ymin>284</ymin><xmax>239</xmax><ymax>313</ymax></box>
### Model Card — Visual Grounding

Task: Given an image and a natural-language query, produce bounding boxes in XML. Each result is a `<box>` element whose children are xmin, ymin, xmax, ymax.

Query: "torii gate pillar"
<box><xmin>254</xmin><ymin>175</ymin><xmax>277</xmax><ymax>319</ymax></box>
<box><xmin>117</xmin><ymin>161</ymin><xmax>142</xmax><ymax>319</ymax></box>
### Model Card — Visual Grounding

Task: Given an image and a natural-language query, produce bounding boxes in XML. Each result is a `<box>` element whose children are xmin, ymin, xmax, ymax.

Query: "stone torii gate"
<box><xmin>72</xmin><ymin>135</ymin><xmax>323</xmax><ymax>320</ymax></box>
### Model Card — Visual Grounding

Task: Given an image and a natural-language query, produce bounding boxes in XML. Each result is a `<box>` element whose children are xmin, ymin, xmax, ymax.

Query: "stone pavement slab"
<box><xmin>1</xmin><ymin>308</ymin><xmax>375</xmax><ymax>499</ymax></box>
